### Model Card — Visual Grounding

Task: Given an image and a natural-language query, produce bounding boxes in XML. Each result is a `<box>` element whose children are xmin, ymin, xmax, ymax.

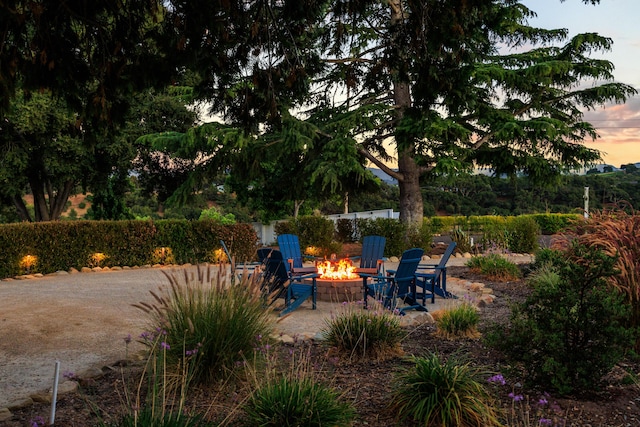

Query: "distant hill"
<box><xmin>368</xmin><ymin>167</ymin><xmax>398</xmax><ymax>185</ymax></box>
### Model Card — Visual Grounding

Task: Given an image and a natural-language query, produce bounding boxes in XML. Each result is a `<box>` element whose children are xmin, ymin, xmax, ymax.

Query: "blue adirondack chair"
<box><xmin>262</xmin><ymin>249</ymin><xmax>318</xmax><ymax>316</ymax></box>
<box><xmin>276</xmin><ymin>234</ymin><xmax>318</xmax><ymax>276</ymax></box>
<box><xmin>415</xmin><ymin>242</ymin><xmax>458</xmax><ymax>303</ymax></box>
<box><xmin>354</xmin><ymin>235</ymin><xmax>386</xmax><ymax>275</ymax></box>
<box><xmin>360</xmin><ymin>247</ymin><xmax>425</xmax><ymax>314</ymax></box>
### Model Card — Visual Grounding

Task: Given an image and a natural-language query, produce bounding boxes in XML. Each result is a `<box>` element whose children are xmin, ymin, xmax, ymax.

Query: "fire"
<box><xmin>316</xmin><ymin>258</ymin><xmax>358</xmax><ymax>280</ymax></box>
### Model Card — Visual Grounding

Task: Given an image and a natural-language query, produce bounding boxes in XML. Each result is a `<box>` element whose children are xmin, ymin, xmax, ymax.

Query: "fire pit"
<box><xmin>314</xmin><ymin>258</ymin><xmax>364</xmax><ymax>302</ymax></box>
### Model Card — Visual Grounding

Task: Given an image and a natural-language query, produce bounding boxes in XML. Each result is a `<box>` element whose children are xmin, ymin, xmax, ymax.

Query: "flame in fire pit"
<box><xmin>316</xmin><ymin>258</ymin><xmax>358</xmax><ymax>280</ymax></box>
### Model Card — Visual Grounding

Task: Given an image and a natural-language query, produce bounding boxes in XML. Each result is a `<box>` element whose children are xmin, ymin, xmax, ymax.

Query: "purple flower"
<box><xmin>487</xmin><ymin>374</ymin><xmax>506</xmax><ymax>385</ymax></box>
<box><xmin>124</xmin><ymin>334</ymin><xmax>132</xmax><ymax>344</ymax></box>
<box><xmin>538</xmin><ymin>397</ymin><xmax>548</xmax><ymax>405</ymax></box>
<box><xmin>63</xmin><ymin>370</ymin><xmax>76</xmax><ymax>380</ymax></box>
<box><xmin>509</xmin><ymin>392</ymin><xmax>524</xmax><ymax>401</ymax></box>
<box><xmin>139</xmin><ymin>331</ymin><xmax>153</xmax><ymax>341</ymax></box>
<box><xmin>539</xmin><ymin>418</ymin><xmax>552</xmax><ymax>425</ymax></box>
<box><xmin>160</xmin><ymin>341</ymin><xmax>170</xmax><ymax>350</ymax></box>
<box><xmin>29</xmin><ymin>416</ymin><xmax>45</xmax><ymax>427</ymax></box>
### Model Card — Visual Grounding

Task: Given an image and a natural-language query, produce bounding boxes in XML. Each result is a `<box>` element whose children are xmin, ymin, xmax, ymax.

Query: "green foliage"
<box><xmin>488</xmin><ymin>243</ymin><xmax>634</xmax><ymax>394</ymax></box>
<box><xmin>571</xmin><ymin>209</ymin><xmax>640</xmax><ymax>350</ymax></box>
<box><xmin>450</xmin><ymin>228</ymin><xmax>473</xmax><ymax>253</ymax></box>
<box><xmin>320</xmin><ymin>304</ymin><xmax>405</xmax><ymax>360</ymax></box>
<box><xmin>356</xmin><ymin>218</ymin><xmax>411</xmax><ymax>257</ymax></box>
<box><xmin>435</xmin><ymin>303</ymin><xmax>481</xmax><ymax>340</ymax></box>
<box><xmin>390</xmin><ymin>354</ymin><xmax>501</xmax><ymax>427</ymax></box>
<box><xmin>0</xmin><ymin>220</ymin><xmax>258</xmax><ymax>278</ymax></box>
<box><xmin>0</xmin><ymin>90</ymin><xmax>88</xmax><ymax>221</ymax></box>
<box><xmin>531</xmin><ymin>248</ymin><xmax>566</xmax><ymax>272</ymax></box>
<box><xmin>335</xmin><ymin>219</ymin><xmax>356</xmax><ymax>243</ymax></box>
<box><xmin>506</xmin><ymin>215</ymin><xmax>540</xmax><ymax>254</ymax></box>
<box><xmin>294</xmin><ymin>216</ymin><xmax>336</xmax><ymax>251</ymax></box>
<box><xmin>466</xmin><ymin>254</ymin><xmax>522</xmax><ymax>282</ymax></box>
<box><xmin>480</xmin><ymin>219</ymin><xmax>509</xmax><ymax>253</ymax></box>
<box><xmin>244</xmin><ymin>376</ymin><xmax>356</xmax><ymax>427</ymax></box>
<box><xmin>530</xmin><ymin>213</ymin><xmax>580</xmax><ymax>235</ymax></box>
<box><xmin>407</xmin><ymin>220</ymin><xmax>434</xmax><ymax>253</ymax></box>
<box><xmin>198</xmin><ymin>206</ymin><xmax>236</xmax><ymax>224</ymax></box>
<box><xmin>275</xmin><ymin>216</ymin><xmax>336</xmax><ymax>255</ymax></box>
<box><xmin>137</xmin><ymin>267</ymin><xmax>273</xmax><ymax>382</ymax></box>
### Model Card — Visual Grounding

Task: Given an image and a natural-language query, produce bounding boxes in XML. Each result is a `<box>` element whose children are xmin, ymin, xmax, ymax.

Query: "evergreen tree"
<box><xmin>309</xmin><ymin>0</ymin><xmax>635</xmax><ymax>227</ymax></box>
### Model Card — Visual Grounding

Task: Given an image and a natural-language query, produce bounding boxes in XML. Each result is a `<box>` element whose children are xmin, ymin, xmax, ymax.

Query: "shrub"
<box><xmin>390</xmin><ymin>354</ymin><xmax>501</xmax><ymax>426</ymax></box>
<box><xmin>435</xmin><ymin>302</ymin><xmax>481</xmax><ymax>340</ymax></box>
<box><xmin>466</xmin><ymin>254</ymin><xmax>522</xmax><ymax>282</ymax></box>
<box><xmin>531</xmin><ymin>247</ymin><xmax>565</xmax><ymax>272</ymax></box>
<box><xmin>487</xmin><ymin>243</ymin><xmax>634</xmax><ymax>394</ymax></box>
<box><xmin>506</xmin><ymin>215</ymin><xmax>540</xmax><ymax>254</ymax></box>
<box><xmin>407</xmin><ymin>220</ymin><xmax>433</xmax><ymax>252</ymax></box>
<box><xmin>530</xmin><ymin>213</ymin><xmax>580</xmax><ymax>235</ymax></box>
<box><xmin>569</xmin><ymin>209</ymin><xmax>640</xmax><ymax>350</ymax></box>
<box><xmin>335</xmin><ymin>218</ymin><xmax>356</xmax><ymax>243</ymax></box>
<box><xmin>275</xmin><ymin>216</ymin><xmax>336</xmax><ymax>254</ymax></box>
<box><xmin>244</xmin><ymin>376</ymin><xmax>356</xmax><ymax>427</ymax></box>
<box><xmin>356</xmin><ymin>217</ymin><xmax>418</xmax><ymax>257</ymax></box>
<box><xmin>479</xmin><ymin>218</ymin><xmax>509</xmax><ymax>253</ymax></box>
<box><xmin>321</xmin><ymin>303</ymin><xmax>405</xmax><ymax>360</ymax></box>
<box><xmin>244</xmin><ymin>346</ymin><xmax>356</xmax><ymax>427</ymax></box>
<box><xmin>135</xmin><ymin>267</ymin><xmax>273</xmax><ymax>382</ymax></box>
<box><xmin>450</xmin><ymin>228</ymin><xmax>473</xmax><ymax>253</ymax></box>
<box><xmin>198</xmin><ymin>206</ymin><xmax>236</xmax><ymax>224</ymax></box>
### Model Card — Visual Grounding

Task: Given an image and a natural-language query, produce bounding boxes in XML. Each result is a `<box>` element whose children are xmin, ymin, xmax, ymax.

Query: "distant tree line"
<box><xmin>3</xmin><ymin>166</ymin><xmax>640</xmax><ymax>224</ymax></box>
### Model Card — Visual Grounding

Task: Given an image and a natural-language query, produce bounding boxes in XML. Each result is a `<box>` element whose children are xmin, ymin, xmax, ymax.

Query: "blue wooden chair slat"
<box><xmin>262</xmin><ymin>249</ymin><xmax>318</xmax><ymax>316</ymax></box>
<box><xmin>415</xmin><ymin>242</ymin><xmax>458</xmax><ymax>304</ymax></box>
<box><xmin>360</xmin><ymin>247</ymin><xmax>425</xmax><ymax>314</ymax></box>
<box><xmin>355</xmin><ymin>235</ymin><xmax>386</xmax><ymax>275</ymax></box>
<box><xmin>276</xmin><ymin>234</ymin><xmax>317</xmax><ymax>275</ymax></box>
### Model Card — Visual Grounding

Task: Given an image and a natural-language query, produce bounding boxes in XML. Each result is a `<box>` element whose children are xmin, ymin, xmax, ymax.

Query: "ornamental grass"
<box><xmin>134</xmin><ymin>265</ymin><xmax>274</xmax><ymax>382</ymax></box>
<box><xmin>390</xmin><ymin>353</ymin><xmax>502</xmax><ymax>427</ymax></box>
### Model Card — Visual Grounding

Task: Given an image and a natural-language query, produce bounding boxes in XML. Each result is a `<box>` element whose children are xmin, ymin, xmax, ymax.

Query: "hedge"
<box><xmin>0</xmin><ymin>220</ymin><xmax>258</xmax><ymax>279</ymax></box>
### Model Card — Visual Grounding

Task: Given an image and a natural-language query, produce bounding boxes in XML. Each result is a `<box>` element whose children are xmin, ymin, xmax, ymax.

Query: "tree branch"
<box><xmin>357</xmin><ymin>145</ymin><xmax>403</xmax><ymax>182</ymax></box>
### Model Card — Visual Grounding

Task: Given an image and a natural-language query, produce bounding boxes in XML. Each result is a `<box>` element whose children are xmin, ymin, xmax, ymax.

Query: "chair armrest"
<box><xmin>294</xmin><ymin>272</ymin><xmax>319</xmax><ymax>281</ymax></box>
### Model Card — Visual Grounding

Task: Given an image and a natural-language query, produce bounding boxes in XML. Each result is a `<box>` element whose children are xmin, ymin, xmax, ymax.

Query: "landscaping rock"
<box><xmin>0</xmin><ymin>408</ymin><xmax>13</xmax><ymax>422</ymax></box>
<box><xmin>6</xmin><ymin>397</ymin><xmax>33</xmax><ymax>410</ymax></box>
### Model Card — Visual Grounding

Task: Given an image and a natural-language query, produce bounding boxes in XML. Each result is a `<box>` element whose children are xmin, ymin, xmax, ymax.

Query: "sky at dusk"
<box><xmin>520</xmin><ymin>0</ymin><xmax>640</xmax><ymax>168</ymax></box>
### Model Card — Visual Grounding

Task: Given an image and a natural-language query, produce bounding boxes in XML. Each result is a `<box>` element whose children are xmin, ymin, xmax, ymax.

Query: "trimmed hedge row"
<box><xmin>426</xmin><ymin>213</ymin><xmax>581</xmax><ymax>235</ymax></box>
<box><xmin>0</xmin><ymin>220</ymin><xmax>258</xmax><ymax>279</ymax></box>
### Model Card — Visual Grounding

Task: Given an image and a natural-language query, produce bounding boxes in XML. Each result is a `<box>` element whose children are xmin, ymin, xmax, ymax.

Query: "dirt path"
<box><xmin>0</xmin><ymin>267</ymin><xmax>173</xmax><ymax>408</ymax></box>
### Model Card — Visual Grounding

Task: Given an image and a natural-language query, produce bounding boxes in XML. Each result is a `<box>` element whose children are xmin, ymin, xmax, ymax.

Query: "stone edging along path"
<box><xmin>0</xmin><ymin>254</ymin><xmax>532</xmax><ymax>421</ymax></box>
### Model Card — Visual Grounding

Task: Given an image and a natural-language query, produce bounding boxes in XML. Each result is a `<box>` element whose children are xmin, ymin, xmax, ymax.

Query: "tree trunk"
<box><xmin>12</xmin><ymin>195</ymin><xmax>32</xmax><ymax>222</ymax></box>
<box><xmin>29</xmin><ymin>175</ymin><xmax>51</xmax><ymax>222</ymax></box>
<box><xmin>389</xmin><ymin>0</ymin><xmax>424</xmax><ymax>228</ymax></box>
<box><xmin>398</xmin><ymin>147</ymin><xmax>423</xmax><ymax>226</ymax></box>
<box><xmin>49</xmin><ymin>180</ymin><xmax>74</xmax><ymax>220</ymax></box>
<box><xmin>293</xmin><ymin>200</ymin><xmax>304</xmax><ymax>218</ymax></box>
<box><xmin>343</xmin><ymin>192</ymin><xmax>349</xmax><ymax>214</ymax></box>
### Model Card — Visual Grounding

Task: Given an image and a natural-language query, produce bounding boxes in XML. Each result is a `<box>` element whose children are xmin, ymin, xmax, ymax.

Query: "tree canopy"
<box><xmin>138</xmin><ymin>0</ymin><xmax>635</xmax><ymax>227</ymax></box>
<box><xmin>1</xmin><ymin>0</ymin><xmax>636</xmax><ymax>226</ymax></box>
